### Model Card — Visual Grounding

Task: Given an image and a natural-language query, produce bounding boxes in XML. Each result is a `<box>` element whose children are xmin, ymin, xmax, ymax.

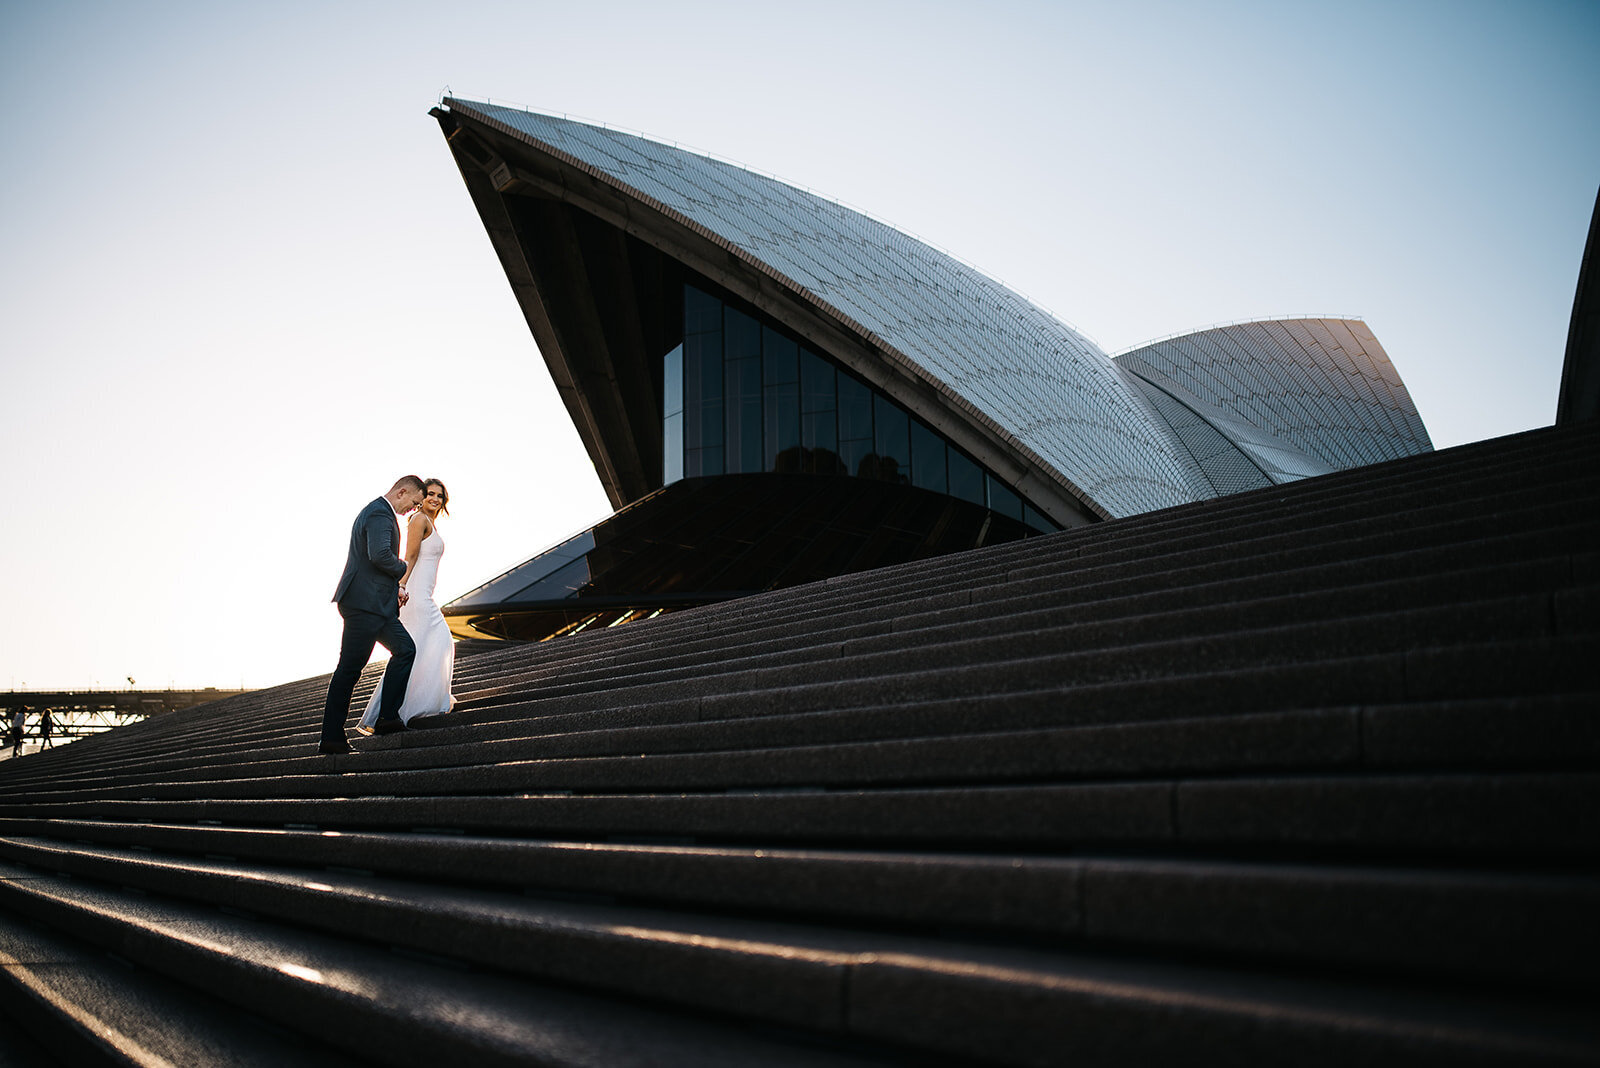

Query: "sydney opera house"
<box><xmin>2</xmin><ymin>98</ymin><xmax>1589</xmax><ymax>1064</ymax></box>
<box><xmin>431</xmin><ymin>98</ymin><xmax>1433</xmax><ymax>642</ymax></box>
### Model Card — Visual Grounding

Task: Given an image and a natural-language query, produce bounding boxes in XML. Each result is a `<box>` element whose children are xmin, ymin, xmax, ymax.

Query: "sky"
<box><xmin>2</xmin><ymin>0</ymin><xmax>1596</xmax><ymax>692</ymax></box>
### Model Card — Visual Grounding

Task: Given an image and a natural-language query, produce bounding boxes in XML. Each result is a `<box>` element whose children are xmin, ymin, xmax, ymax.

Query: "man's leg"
<box><xmin>373</xmin><ymin>616</ymin><xmax>416</xmax><ymax>723</ymax></box>
<box><xmin>321</xmin><ymin>609</ymin><xmax>382</xmax><ymax>749</ymax></box>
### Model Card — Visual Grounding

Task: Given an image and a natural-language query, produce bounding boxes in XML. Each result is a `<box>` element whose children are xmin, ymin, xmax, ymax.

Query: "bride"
<box><xmin>358</xmin><ymin>478</ymin><xmax>456</xmax><ymax>731</ymax></box>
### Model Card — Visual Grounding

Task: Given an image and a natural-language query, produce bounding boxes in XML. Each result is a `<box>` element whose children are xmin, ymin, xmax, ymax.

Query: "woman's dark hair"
<box><xmin>423</xmin><ymin>478</ymin><xmax>450</xmax><ymax>516</ymax></box>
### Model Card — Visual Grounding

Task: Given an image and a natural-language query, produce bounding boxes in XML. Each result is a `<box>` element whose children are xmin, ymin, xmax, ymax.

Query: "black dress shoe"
<box><xmin>318</xmin><ymin>742</ymin><xmax>354</xmax><ymax>755</ymax></box>
<box><xmin>373</xmin><ymin>718</ymin><xmax>406</xmax><ymax>735</ymax></box>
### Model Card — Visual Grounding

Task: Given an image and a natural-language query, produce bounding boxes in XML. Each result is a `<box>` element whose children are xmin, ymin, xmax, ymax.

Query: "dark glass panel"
<box><xmin>725</xmin><ymin>307</ymin><xmax>761</xmax><ymax>361</ymax></box>
<box><xmin>800</xmin><ymin>349</ymin><xmax>836</xmax><ymax>413</ymax></box>
<box><xmin>802</xmin><ymin>411</ymin><xmax>839</xmax><ymax>472</ymax></box>
<box><xmin>449</xmin><ymin>530</ymin><xmax>596</xmax><ymax>609</ymax></box>
<box><xmin>663</xmin><ymin>343</ymin><xmax>683</xmax><ymax>417</ymax></box>
<box><xmin>909</xmin><ymin>418</ymin><xmax>947</xmax><ymax>494</ymax></box>
<box><xmin>696</xmin><ymin>328</ymin><xmax>723</xmax><ymax>454</ymax></box>
<box><xmin>838</xmin><ymin>372</ymin><xmax>873</xmax><ymax>443</ymax></box>
<box><xmin>987</xmin><ymin>475</ymin><xmax>1024</xmax><ymax>520</ymax></box>
<box><xmin>763</xmin><ymin>327</ymin><xmax>798</xmax><ymax>385</ymax></box>
<box><xmin>685</xmin><ymin>285</ymin><xmax>721</xmax><ymax>334</ymax></box>
<box><xmin>810</xmin><ymin>449</ymin><xmax>846</xmax><ymax>475</ymax></box>
<box><xmin>872</xmin><ymin>394</ymin><xmax>910</xmax><ymax>483</ymax></box>
<box><xmin>764</xmin><ymin>382</ymin><xmax>799</xmax><ymax>472</ymax></box>
<box><xmin>696</xmin><ymin>338</ymin><xmax>724</xmax><ymax>404</ymax></box>
<box><xmin>509</xmin><ymin>555</ymin><xmax>591</xmax><ymax>601</ymax></box>
<box><xmin>699</xmin><ymin>395</ymin><xmax>724</xmax><ymax>451</ymax></box>
<box><xmin>1023</xmin><ymin>503</ymin><xmax>1060</xmax><ymax>533</ymax></box>
<box><xmin>840</xmin><ymin>439</ymin><xmax>876</xmax><ymax>478</ymax></box>
<box><xmin>686</xmin><ymin>446</ymin><xmax>724</xmax><ymax>478</ymax></box>
<box><xmin>948</xmin><ymin>449</ymin><xmax>983</xmax><ymax>505</ymax></box>
<box><xmin>683</xmin><ymin>331</ymin><xmax>721</xmax><ymax>451</ymax></box>
<box><xmin>798</xmin><ymin>349</ymin><xmax>838</xmax><ymax>470</ymax></box>
<box><xmin>664</xmin><ymin>412</ymin><xmax>683</xmax><ymax>484</ymax></box>
<box><xmin>725</xmin><ymin>356</ymin><xmax>763</xmax><ymax>474</ymax></box>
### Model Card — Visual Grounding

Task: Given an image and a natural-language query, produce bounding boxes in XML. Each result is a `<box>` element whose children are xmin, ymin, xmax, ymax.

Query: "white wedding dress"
<box><xmin>361</xmin><ymin>524</ymin><xmax>455</xmax><ymax>726</ymax></box>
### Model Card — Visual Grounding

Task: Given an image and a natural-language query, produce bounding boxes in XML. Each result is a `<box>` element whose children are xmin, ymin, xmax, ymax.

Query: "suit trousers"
<box><xmin>321</xmin><ymin>605</ymin><xmax>416</xmax><ymax>746</ymax></box>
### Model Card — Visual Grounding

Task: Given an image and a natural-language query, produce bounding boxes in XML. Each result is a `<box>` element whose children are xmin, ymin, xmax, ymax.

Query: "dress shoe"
<box><xmin>373</xmin><ymin>718</ymin><xmax>406</xmax><ymax>735</ymax></box>
<box><xmin>318</xmin><ymin>742</ymin><xmax>354</xmax><ymax>755</ymax></box>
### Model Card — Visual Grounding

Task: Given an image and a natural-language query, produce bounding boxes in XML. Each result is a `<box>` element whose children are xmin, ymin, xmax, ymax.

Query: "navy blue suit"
<box><xmin>320</xmin><ymin>497</ymin><xmax>416</xmax><ymax>748</ymax></box>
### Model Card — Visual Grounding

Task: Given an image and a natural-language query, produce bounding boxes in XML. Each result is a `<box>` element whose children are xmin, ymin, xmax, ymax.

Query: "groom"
<box><xmin>319</xmin><ymin>475</ymin><xmax>427</xmax><ymax>755</ymax></box>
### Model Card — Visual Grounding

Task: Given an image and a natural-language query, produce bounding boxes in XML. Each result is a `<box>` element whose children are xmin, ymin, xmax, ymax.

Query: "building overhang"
<box><xmin>442</xmin><ymin>473</ymin><xmax>1038</xmax><ymax>642</ymax></box>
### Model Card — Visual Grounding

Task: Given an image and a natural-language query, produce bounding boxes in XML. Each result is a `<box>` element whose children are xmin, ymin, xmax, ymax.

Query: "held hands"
<box><xmin>399</xmin><ymin>586</ymin><xmax>410</xmax><ymax>608</ymax></box>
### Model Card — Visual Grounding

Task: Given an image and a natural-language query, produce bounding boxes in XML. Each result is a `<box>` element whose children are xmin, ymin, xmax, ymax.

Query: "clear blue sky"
<box><xmin>2</xmin><ymin>0</ymin><xmax>1596</xmax><ymax>691</ymax></box>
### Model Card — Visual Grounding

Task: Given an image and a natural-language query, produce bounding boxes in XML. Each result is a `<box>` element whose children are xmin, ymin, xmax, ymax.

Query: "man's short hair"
<box><xmin>392</xmin><ymin>475</ymin><xmax>426</xmax><ymax>493</ymax></box>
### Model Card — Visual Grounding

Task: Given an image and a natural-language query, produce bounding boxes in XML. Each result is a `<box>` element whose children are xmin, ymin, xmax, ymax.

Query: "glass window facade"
<box><xmin>663</xmin><ymin>344</ymin><xmax>684</xmax><ymax>485</ymax></box>
<box><xmin>665</xmin><ymin>285</ymin><xmax>1058</xmax><ymax>533</ymax></box>
<box><xmin>683</xmin><ymin>298</ymin><xmax>723</xmax><ymax>477</ymax></box>
<box><xmin>724</xmin><ymin>307</ymin><xmax>763</xmax><ymax>475</ymax></box>
<box><xmin>838</xmin><ymin>372</ymin><xmax>874</xmax><ymax>478</ymax></box>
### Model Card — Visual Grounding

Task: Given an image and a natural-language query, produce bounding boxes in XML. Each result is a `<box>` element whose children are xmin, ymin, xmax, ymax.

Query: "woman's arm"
<box><xmin>399</xmin><ymin>513</ymin><xmax>430</xmax><ymax>588</ymax></box>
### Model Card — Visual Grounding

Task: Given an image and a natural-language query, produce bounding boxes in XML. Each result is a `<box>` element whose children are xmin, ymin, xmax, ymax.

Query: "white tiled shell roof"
<box><xmin>1115</xmin><ymin>318</ymin><xmax>1433</xmax><ymax>486</ymax></box>
<box><xmin>450</xmin><ymin>99</ymin><xmax>1206</xmax><ymax>518</ymax></box>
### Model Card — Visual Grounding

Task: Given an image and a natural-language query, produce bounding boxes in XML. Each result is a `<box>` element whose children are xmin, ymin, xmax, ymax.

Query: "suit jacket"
<box><xmin>332</xmin><ymin>497</ymin><xmax>407</xmax><ymax>617</ymax></box>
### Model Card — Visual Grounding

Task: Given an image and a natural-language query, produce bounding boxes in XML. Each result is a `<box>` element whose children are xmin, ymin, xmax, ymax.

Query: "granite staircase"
<box><xmin>1</xmin><ymin>422</ymin><xmax>1596</xmax><ymax>1066</ymax></box>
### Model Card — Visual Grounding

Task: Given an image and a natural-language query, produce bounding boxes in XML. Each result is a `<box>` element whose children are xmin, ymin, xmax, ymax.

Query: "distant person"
<box><xmin>8</xmin><ymin>708</ymin><xmax>24</xmax><ymax>756</ymax></box>
<box><xmin>38</xmin><ymin>707</ymin><xmax>53</xmax><ymax>749</ymax></box>
<box><xmin>359</xmin><ymin>478</ymin><xmax>457</xmax><ymax>732</ymax></box>
<box><xmin>319</xmin><ymin>476</ymin><xmax>426</xmax><ymax>756</ymax></box>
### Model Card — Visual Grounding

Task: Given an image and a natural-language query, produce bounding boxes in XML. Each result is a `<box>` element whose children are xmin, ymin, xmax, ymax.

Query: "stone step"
<box><xmin>17</xmin><ymin>690</ymin><xmax>1600</xmax><ymax>809</ymax></box>
<box><xmin>10</xmin><ymin>472</ymin><xmax>1589</xmax><ymax>787</ymax></box>
<box><xmin>12</xmin><ymin>434</ymin><xmax>1587</xmax><ymax>783</ymax></box>
<box><xmin>0</xmin><ymin>859</ymin><xmax>896</xmax><ymax>1067</ymax></box>
<box><xmin>8</xmin><ymin>604</ymin><xmax>1592</xmax><ymax>803</ymax></box>
<box><xmin>422</xmin><ymin>625</ymin><xmax>1599</xmax><ymax>753</ymax></box>
<box><xmin>1</xmin><ymin>851</ymin><xmax>1593</xmax><ymax>1066</ymax></box>
<box><xmin>3</xmin><ymin>826</ymin><xmax>1595</xmax><ymax>993</ymax></box>
<box><xmin>0</xmin><ymin>708</ymin><xmax>1376</xmax><ymax>802</ymax></box>
<box><xmin>429</xmin><ymin>437</ymin><xmax>1597</xmax><ymax>699</ymax></box>
<box><xmin>0</xmin><ymin>1020</ymin><xmax>58</xmax><ymax>1068</ymax></box>
<box><xmin>6</xmin><ymin>562</ymin><xmax>1580</xmax><ymax>796</ymax></box>
<box><xmin>544</xmin><ymin>460</ymin><xmax>1593</xmax><ymax>652</ymax></box>
<box><xmin>342</xmin><ymin>692</ymin><xmax>1600</xmax><ymax>779</ymax></box>
<box><xmin>455</xmin><ymin>565</ymin><xmax>1590</xmax><ymax>719</ymax></box>
<box><xmin>450</xmin><ymin>497</ymin><xmax>1599</xmax><ymax>717</ymax></box>
<box><xmin>0</xmin><ymin>906</ymin><xmax>363</xmax><ymax>1067</ymax></box>
<box><xmin>9</xmin><ymin>770</ymin><xmax>1597</xmax><ymax>861</ymax></box>
<box><xmin>677</xmin><ymin>431</ymin><xmax>1597</xmax><ymax>616</ymax></box>
<box><xmin>6</xmin><ymin>619</ymin><xmax>1593</xmax><ymax>805</ymax></box>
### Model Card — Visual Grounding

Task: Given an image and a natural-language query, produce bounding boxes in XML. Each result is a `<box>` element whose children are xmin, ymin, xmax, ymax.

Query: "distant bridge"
<box><xmin>2</xmin><ymin>689</ymin><xmax>252</xmax><ymax>756</ymax></box>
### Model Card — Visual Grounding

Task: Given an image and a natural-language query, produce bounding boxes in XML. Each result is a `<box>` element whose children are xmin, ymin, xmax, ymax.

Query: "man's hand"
<box><xmin>399</xmin><ymin>588</ymin><xmax>410</xmax><ymax>608</ymax></box>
